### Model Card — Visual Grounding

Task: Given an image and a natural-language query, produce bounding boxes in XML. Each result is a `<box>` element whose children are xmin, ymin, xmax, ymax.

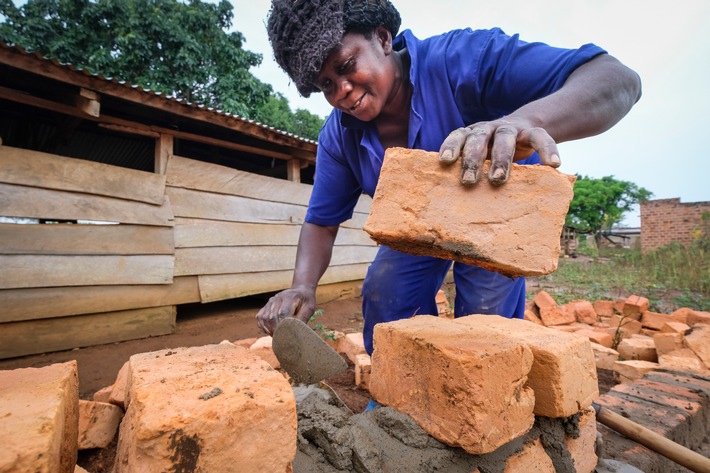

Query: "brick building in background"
<box><xmin>640</xmin><ymin>198</ymin><xmax>710</xmax><ymax>253</ymax></box>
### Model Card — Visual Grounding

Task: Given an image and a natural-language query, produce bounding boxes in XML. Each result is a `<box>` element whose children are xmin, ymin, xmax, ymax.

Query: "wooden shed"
<box><xmin>0</xmin><ymin>41</ymin><xmax>378</xmax><ymax>359</ymax></box>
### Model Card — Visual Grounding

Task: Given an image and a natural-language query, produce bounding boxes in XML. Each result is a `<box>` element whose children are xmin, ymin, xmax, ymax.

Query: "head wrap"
<box><xmin>267</xmin><ymin>0</ymin><xmax>402</xmax><ymax>97</ymax></box>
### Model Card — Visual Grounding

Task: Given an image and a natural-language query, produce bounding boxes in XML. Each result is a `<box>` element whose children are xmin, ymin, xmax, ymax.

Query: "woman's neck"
<box><xmin>375</xmin><ymin>48</ymin><xmax>412</xmax><ymax>149</ymax></box>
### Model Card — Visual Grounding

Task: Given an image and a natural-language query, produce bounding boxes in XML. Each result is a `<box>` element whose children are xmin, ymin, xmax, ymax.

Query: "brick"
<box><xmin>113</xmin><ymin>344</ymin><xmax>296</xmax><ymax>473</ymax></box>
<box><xmin>504</xmin><ymin>438</ymin><xmax>555</xmax><ymax>472</ymax></box>
<box><xmin>0</xmin><ymin>361</ymin><xmax>79</xmax><ymax>473</ymax></box>
<box><xmin>670</xmin><ymin>308</ymin><xmax>693</xmax><ymax>324</ymax></box>
<box><xmin>75</xmin><ymin>465</ymin><xmax>90</xmax><ymax>473</ymax></box>
<box><xmin>369</xmin><ymin>316</ymin><xmax>535</xmax><ymax>454</ymax></box>
<box><xmin>640</xmin><ymin>311</ymin><xmax>674</xmax><ymax>331</ymax></box>
<box><xmin>593</xmin><ymin>300</ymin><xmax>616</xmax><ymax>317</ymax></box>
<box><xmin>576</xmin><ymin>329</ymin><xmax>614</xmax><ymax>348</ymax></box>
<box><xmin>622</xmin><ymin>295</ymin><xmax>649</xmax><ymax>320</ymax></box>
<box><xmin>689</xmin><ymin>311</ymin><xmax>710</xmax><ymax>326</ymax></box>
<box><xmin>565</xmin><ymin>407</ymin><xmax>598</xmax><ymax>473</ymax></box>
<box><xmin>92</xmin><ymin>385</ymin><xmax>112</xmax><ymax>403</ymax></box>
<box><xmin>659</xmin><ymin>349</ymin><xmax>706</xmax><ymax>373</ymax></box>
<box><xmin>653</xmin><ymin>332</ymin><xmax>684</xmax><ymax>356</ymax></box>
<box><xmin>617</xmin><ymin>337</ymin><xmax>658</xmax><ymax>362</ymax></box>
<box><xmin>436</xmin><ymin>289</ymin><xmax>453</xmax><ymax>319</ymax></box>
<box><xmin>608</xmin><ymin>315</ymin><xmax>643</xmax><ymax>337</ymax></box>
<box><xmin>612</xmin><ymin>360</ymin><xmax>658</xmax><ymax>383</ymax></box>
<box><xmin>250</xmin><ymin>336</ymin><xmax>281</xmax><ymax>370</ymax></box>
<box><xmin>363</xmin><ymin>148</ymin><xmax>575</xmax><ymax>277</ymax></box>
<box><xmin>685</xmin><ymin>325</ymin><xmax>710</xmax><ymax>368</ymax></box>
<box><xmin>524</xmin><ymin>309</ymin><xmax>544</xmax><ymax>325</ymax></box>
<box><xmin>233</xmin><ymin>337</ymin><xmax>258</xmax><ymax>349</ymax></box>
<box><xmin>661</xmin><ymin>321</ymin><xmax>691</xmax><ymax>334</ymax></box>
<box><xmin>565</xmin><ymin>299</ymin><xmax>599</xmax><ymax>324</ymax></box>
<box><xmin>533</xmin><ymin>290</ymin><xmax>557</xmax><ymax>311</ymax></box>
<box><xmin>78</xmin><ymin>400</ymin><xmax>123</xmax><ymax>450</ymax></box>
<box><xmin>613</xmin><ymin>298</ymin><xmax>626</xmax><ymax>314</ymax></box>
<box><xmin>591</xmin><ymin>342</ymin><xmax>620</xmax><ymax>370</ymax></box>
<box><xmin>539</xmin><ymin>305</ymin><xmax>575</xmax><ymax>327</ymax></box>
<box><xmin>454</xmin><ymin>315</ymin><xmax>598</xmax><ymax>418</ymax></box>
<box><xmin>109</xmin><ymin>361</ymin><xmax>129</xmax><ymax>409</ymax></box>
<box><xmin>340</xmin><ymin>332</ymin><xmax>367</xmax><ymax>364</ymax></box>
<box><xmin>354</xmin><ymin>353</ymin><xmax>371</xmax><ymax>390</ymax></box>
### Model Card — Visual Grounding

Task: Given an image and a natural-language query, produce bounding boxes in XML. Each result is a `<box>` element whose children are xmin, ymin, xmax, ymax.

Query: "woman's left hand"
<box><xmin>438</xmin><ymin>117</ymin><xmax>561</xmax><ymax>186</ymax></box>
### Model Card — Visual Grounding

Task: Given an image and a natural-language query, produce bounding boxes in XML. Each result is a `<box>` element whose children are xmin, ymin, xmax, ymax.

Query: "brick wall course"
<box><xmin>640</xmin><ymin>198</ymin><xmax>710</xmax><ymax>253</ymax></box>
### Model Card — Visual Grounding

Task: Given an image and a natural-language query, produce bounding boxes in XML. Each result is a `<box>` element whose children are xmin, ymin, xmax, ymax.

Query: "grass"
<box><xmin>529</xmin><ymin>237</ymin><xmax>710</xmax><ymax>312</ymax></box>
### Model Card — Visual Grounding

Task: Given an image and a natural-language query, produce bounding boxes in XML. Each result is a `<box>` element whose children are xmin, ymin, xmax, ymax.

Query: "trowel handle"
<box><xmin>593</xmin><ymin>402</ymin><xmax>710</xmax><ymax>473</ymax></box>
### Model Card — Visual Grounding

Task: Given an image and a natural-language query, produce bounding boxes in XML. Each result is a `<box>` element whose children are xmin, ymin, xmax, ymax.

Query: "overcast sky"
<box><xmin>231</xmin><ymin>0</ymin><xmax>710</xmax><ymax>227</ymax></box>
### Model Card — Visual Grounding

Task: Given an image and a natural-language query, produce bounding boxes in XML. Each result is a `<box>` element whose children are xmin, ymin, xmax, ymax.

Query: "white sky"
<box><xmin>231</xmin><ymin>0</ymin><xmax>710</xmax><ymax>227</ymax></box>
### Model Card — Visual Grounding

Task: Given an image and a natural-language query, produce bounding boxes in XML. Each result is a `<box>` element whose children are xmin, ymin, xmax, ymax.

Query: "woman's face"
<box><xmin>316</xmin><ymin>27</ymin><xmax>397</xmax><ymax>122</ymax></box>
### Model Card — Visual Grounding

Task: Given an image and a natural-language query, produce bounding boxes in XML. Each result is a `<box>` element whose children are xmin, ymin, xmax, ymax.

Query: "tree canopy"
<box><xmin>0</xmin><ymin>0</ymin><xmax>324</xmax><ymax>139</ymax></box>
<box><xmin>565</xmin><ymin>175</ymin><xmax>653</xmax><ymax>234</ymax></box>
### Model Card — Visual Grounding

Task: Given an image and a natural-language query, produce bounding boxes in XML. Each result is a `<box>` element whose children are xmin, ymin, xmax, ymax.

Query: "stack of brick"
<box><xmin>1</xmin><ymin>343</ymin><xmax>298</xmax><ymax>473</ymax></box>
<box><xmin>368</xmin><ymin>315</ymin><xmax>601</xmax><ymax>472</ymax></box>
<box><xmin>526</xmin><ymin>290</ymin><xmax>710</xmax><ymax>382</ymax></box>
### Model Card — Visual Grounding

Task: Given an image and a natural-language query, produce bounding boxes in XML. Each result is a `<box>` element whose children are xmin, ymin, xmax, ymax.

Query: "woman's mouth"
<box><xmin>349</xmin><ymin>93</ymin><xmax>365</xmax><ymax>112</ymax></box>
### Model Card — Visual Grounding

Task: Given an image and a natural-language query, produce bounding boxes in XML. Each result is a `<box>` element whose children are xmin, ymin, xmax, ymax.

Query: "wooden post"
<box><xmin>286</xmin><ymin>158</ymin><xmax>301</xmax><ymax>183</ymax></box>
<box><xmin>155</xmin><ymin>134</ymin><xmax>173</xmax><ymax>175</ymax></box>
<box><xmin>75</xmin><ymin>88</ymin><xmax>101</xmax><ymax>117</ymax></box>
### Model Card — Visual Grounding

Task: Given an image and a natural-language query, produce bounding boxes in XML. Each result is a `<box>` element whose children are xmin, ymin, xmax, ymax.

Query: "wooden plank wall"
<box><xmin>0</xmin><ymin>147</ymin><xmax>379</xmax><ymax>359</ymax></box>
<box><xmin>166</xmin><ymin>155</ymin><xmax>378</xmax><ymax>303</ymax></box>
<box><xmin>0</xmin><ymin>145</ymin><xmax>194</xmax><ymax>358</ymax></box>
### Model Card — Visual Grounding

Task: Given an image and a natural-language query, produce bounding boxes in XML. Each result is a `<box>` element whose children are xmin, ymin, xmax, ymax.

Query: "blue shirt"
<box><xmin>306</xmin><ymin>27</ymin><xmax>606</xmax><ymax>226</ymax></box>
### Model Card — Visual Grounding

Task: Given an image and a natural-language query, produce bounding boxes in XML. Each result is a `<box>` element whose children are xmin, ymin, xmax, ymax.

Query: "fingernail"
<box><xmin>461</xmin><ymin>168</ymin><xmax>478</xmax><ymax>185</ymax></box>
<box><xmin>440</xmin><ymin>150</ymin><xmax>453</xmax><ymax>162</ymax></box>
<box><xmin>550</xmin><ymin>154</ymin><xmax>561</xmax><ymax>166</ymax></box>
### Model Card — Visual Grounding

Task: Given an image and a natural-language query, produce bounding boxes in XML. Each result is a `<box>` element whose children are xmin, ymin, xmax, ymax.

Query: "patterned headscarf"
<box><xmin>267</xmin><ymin>0</ymin><xmax>401</xmax><ymax>97</ymax></box>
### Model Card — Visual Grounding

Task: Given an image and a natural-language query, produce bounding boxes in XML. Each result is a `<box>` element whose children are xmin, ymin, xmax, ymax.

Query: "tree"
<box><xmin>565</xmin><ymin>175</ymin><xmax>653</xmax><ymax>238</ymax></box>
<box><xmin>0</xmin><ymin>0</ymin><xmax>324</xmax><ymax>133</ymax></box>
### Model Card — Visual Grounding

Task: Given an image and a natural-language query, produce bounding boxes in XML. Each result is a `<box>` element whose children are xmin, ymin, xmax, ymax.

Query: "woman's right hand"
<box><xmin>255</xmin><ymin>286</ymin><xmax>317</xmax><ymax>335</ymax></box>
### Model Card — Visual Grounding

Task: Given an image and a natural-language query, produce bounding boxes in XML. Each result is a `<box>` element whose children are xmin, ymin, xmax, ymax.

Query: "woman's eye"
<box><xmin>338</xmin><ymin>59</ymin><xmax>354</xmax><ymax>75</ymax></box>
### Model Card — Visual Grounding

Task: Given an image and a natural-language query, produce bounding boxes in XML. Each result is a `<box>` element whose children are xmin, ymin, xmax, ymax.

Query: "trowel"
<box><xmin>272</xmin><ymin>317</ymin><xmax>348</xmax><ymax>385</ymax></box>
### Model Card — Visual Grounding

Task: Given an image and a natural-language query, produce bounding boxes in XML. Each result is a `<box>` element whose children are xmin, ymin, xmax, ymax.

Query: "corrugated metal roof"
<box><xmin>0</xmin><ymin>40</ymin><xmax>318</xmax><ymax>146</ymax></box>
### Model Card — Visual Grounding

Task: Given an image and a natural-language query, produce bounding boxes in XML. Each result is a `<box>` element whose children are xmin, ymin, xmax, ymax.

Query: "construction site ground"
<box><xmin>1</xmin><ymin>267</ymin><xmax>709</xmax><ymax>472</ymax></box>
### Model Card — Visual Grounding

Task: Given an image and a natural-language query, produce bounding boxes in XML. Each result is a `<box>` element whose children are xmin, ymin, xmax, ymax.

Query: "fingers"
<box><xmin>521</xmin><ymin>127</ymin><xmax>561</xmax><ymax>168</ymax></box>
<box><xmin>255</xmin><ymin>295</ymin><xmax>299</xmax><ymax>335</ymax></box>
<box><xmin>438</xmin><ymin>127</ymin><xmax>469</xmax><ymax>164</ymax></box>
<box><xmin>487</xmin><ymin>125</ymin><xmax>517</xmax><ymax>186</ymax></box>
<box><xmin>460</xmin><ymin>126</ymin><xmax>490</xmax><ymax>185</ymax></box>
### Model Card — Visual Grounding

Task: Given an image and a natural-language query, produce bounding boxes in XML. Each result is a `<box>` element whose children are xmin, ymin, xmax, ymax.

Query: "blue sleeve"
<box><xmin>304</xmin><ymin>120</ymin><xmax>363</xmax><ymax>226</ymax></box>
<box><xmin>443</xmin><ymin>28</ymin><xmax>607</xmax><ymax>121</ymax></box>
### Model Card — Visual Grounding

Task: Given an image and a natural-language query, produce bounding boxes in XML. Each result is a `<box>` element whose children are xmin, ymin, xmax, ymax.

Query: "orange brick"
<box><xmin>684</xmin><ymin>325</ymin><xmax>710</xmax><ymax>368</ymax></box>
<box><xmin>565</xmin><ymin>300</ymin><xmax>599</xmax><ymax>324</ymax></box>
<box><xmin>370</xmin><ymin>316</ymin><xmax>535</xmax><ymax>454</ymax></box>
<box><xmin>539</xmin><ymin>305</ymin><xmax>575</xmax><ymax>327</ymax></box>
<box><xmin>617</xmin><ymin>337</ymin><xmax>658</xmax><ymax>362</ymax></box>
<box><xmin>363</xmin><ymin>148</ymin><xmax>575</xmax><ymax>277</ymax></box>
<box><xmin>593</xmin><ymin>300</ymin><xmax>616</xmax><ymax>317</ymax></box>
<box><xmin>533</xmin><ymin>290</ymin><xmax>557</xmax><ymax>311</ymax></box>
<box><xmin>613</xmin><ymin>360</ymin><xmax>658</xmax><ymax>383</ymax></box>
<box><xmin>653</xmin><ymin>332</ymin><xmax>683</xmax><ymax>356</ymax></box>
<box><xmin>524</xmin><ymin>309</ymin><xmax>544</xmax><ymax>325</ymax></box>
<box><xmin>354</xmin><ymin>353</ymin><xmax>371</xmax><ymax>390</ymax></box>
<box><xmin>576</xmin><ymin>329</ymin><xmax>614</xmax><ymax>348</ymax></box>
<box><xmin>661</xmin><ymin>321</ymin><xmax>690</xmax><ymax>334</ymax></box>
<box><xmin>504</xmin><ymin>438</ymin><xmax>555</xmax><ymax>472</ymax></box>
<box><xmin>622</xmin><ymin>295</ymin><xmax>649</xmax><ymax>320</ymax></box>
<box><xmin>454</xmin><ymin>316</ymin><xmax>599</xmax><ymax>418</ymax></box>
<box><xmin>565</xmin><ymin>407</ymin><xmax>599</xmax><ymax>473</ymax></box>
<box><xmin>640</xmin><ymin>311</ymin><xmax>673</xmax><ymax>331</ymax></box>
<box><xmin>340</xmin><ymin>332</ymin><xmax>367</xmax><ymax>364</ymax></box>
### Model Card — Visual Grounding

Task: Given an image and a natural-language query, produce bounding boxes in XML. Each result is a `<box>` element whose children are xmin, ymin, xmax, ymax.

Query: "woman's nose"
<box><xmin>336</xmin><ymin>79</ymin><xmax>353</xmax><ymax>98</ymax></box>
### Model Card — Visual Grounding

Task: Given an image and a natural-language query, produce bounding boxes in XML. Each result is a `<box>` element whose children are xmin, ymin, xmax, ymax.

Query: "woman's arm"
<box><xmin>439</xmin><ymin>53</ymin><xmax>642</xmax><ymax>185</ymax></box>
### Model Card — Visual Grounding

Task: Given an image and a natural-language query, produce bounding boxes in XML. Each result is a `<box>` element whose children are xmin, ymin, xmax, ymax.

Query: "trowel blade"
<box><xmin>272</xmin><ymin>317</ymin><xmax>348</xmax><ymax>385</ymax></box>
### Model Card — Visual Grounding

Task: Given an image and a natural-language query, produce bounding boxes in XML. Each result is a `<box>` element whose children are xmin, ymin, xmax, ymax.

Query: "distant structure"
<box><xmin>640</xmin><ymin>198</ymin><xmax>710</xmax><ymax>253</ymax></box>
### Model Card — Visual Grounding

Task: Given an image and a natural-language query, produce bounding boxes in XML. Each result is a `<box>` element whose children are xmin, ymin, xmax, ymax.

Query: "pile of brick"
<box><xmin>2</xmin><ymin>292</ymin><xmax>708</xmax><ymax>472</ymax></box>
<box><xmin>524</xmin><ymin>290</ymin><xmax>710</xmax><ymax>380</ymax></box>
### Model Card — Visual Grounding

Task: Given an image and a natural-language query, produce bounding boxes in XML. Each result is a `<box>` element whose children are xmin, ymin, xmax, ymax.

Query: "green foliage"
<box><xmin>566</xmin><ymin>175</ymin><xmax>653</xmax><ymax>235</ymax></box>
<box><xmin>0</xmin><ymin>0</ymin><xmax>324</xmax><ymax>136</ymax></box>
<box><xmin>308</xmin><ymin>308</ymin><xmax>336</xmax><ymax>341</ymax></box>
<box><xmin>253</xmin><ymin>93</ymin><xmax>324</xmax><ymax>141</ymax></box>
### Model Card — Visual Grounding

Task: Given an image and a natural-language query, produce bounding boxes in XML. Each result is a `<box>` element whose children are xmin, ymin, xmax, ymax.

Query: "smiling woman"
<box><xmin>257</xmin><ymin>0</ymin><xmax>641</xmax><ymax>366</ymax></box>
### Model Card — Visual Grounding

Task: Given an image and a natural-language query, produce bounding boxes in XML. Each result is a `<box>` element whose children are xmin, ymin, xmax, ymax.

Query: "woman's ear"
<box><xmin>375</xmin><ymin>25</ymin><xmax>393</xmax><ymax>54</ymax></box>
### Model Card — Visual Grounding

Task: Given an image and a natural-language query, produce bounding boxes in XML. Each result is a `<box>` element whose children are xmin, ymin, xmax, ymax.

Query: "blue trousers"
<box><xmin>361</xmin><ymin>246</ymin><xmax>526</xmax><ymax>355</ymax></box>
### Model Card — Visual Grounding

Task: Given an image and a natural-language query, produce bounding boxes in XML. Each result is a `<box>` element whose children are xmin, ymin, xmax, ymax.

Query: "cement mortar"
<box><xmin>293</xmin><ymin>387</ymin><xmax>583</xmax><ymax>473</ymax></box>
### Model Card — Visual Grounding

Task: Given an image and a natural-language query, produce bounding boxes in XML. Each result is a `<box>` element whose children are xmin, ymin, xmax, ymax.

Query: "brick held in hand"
<box><xmin>363</xmin><ymin>148</ymin><xmax>576</xmax><ymax>277</ymax></box>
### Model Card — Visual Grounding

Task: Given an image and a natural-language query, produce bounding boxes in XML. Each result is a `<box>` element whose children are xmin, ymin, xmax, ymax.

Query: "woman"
<box><xmin>256</xmin><ymin>0</ymin><xmax>641</xmax><ymax>358</ymax></box>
